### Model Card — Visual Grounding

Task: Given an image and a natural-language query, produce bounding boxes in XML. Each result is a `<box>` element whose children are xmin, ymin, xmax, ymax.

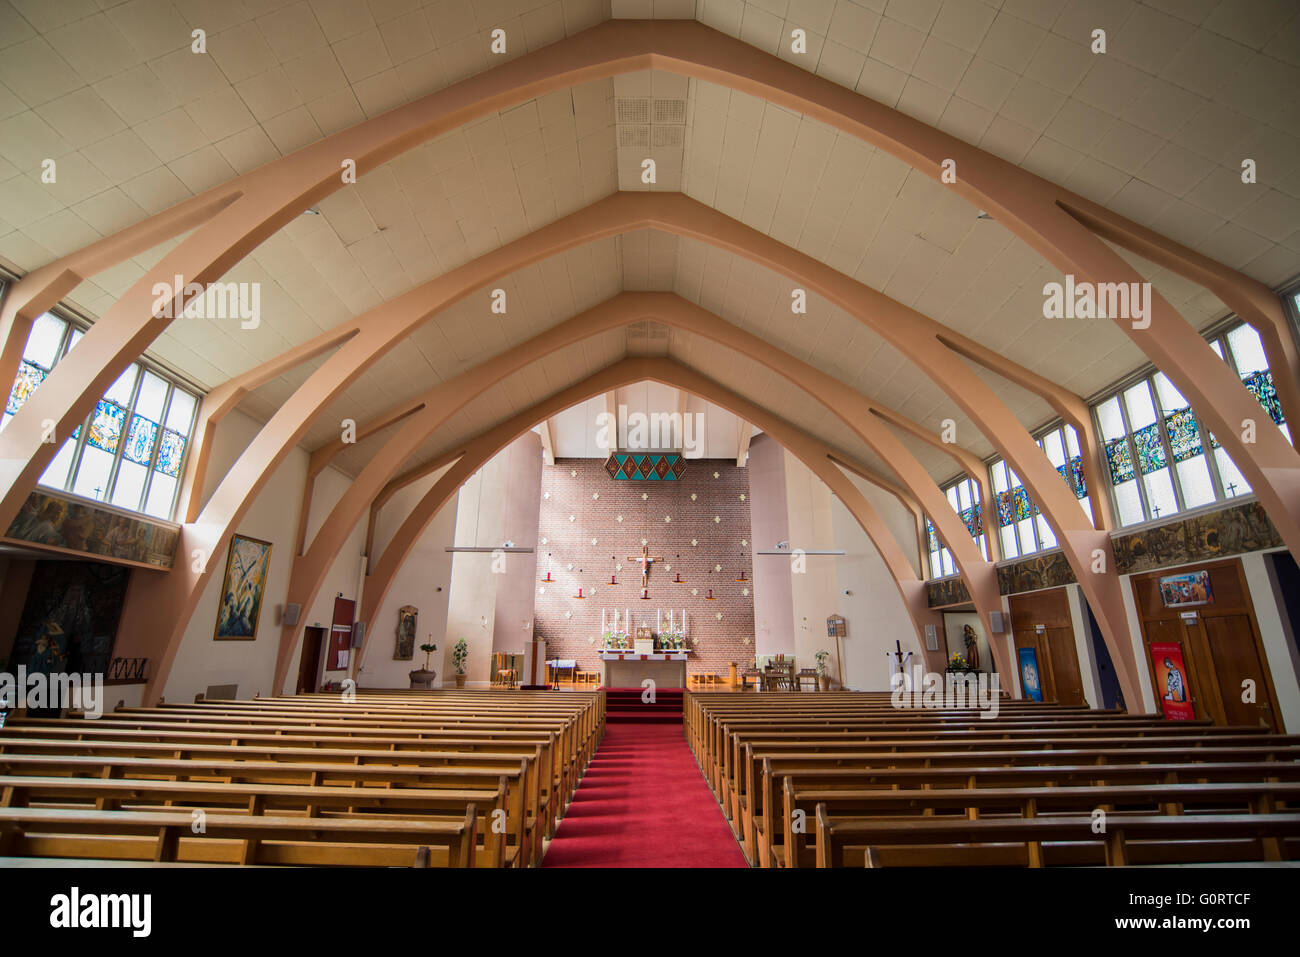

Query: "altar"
<box><xmin>600</xmin><ymin>650</ymin><xmax>689</xmax><ymax>689</ymax></box>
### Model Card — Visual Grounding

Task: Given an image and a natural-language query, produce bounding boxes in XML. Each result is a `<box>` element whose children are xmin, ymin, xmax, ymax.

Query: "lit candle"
<box><xmin>602</xmin><ymin>608</ymin><xmax>606</xmax><ymax>632</ymax></box>
<box><xmin>657</xmin><ymin>608</ymin><xmax>661</xmax><ymax>631</ymax></box>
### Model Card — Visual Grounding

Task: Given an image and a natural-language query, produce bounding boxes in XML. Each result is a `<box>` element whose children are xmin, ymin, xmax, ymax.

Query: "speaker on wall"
<box><xmin>282</xmin><ymin>603</ymin><xmax>301</xmax><ymax>626</ymax></box>
<box><xmin>989</xmin><ymin>611</ymin><xmax>1005</xmax><ymax>634</ymax></box>
<box><xmin>351</xmin><ymin>621</ymin><xmax>366</xmax><ymax>648</ymax></box>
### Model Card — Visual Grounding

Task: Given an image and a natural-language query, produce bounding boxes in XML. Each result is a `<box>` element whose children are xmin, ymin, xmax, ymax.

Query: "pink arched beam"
<box><xmin>268</xmin><ymin>292</ymin><xmax>1002</xmax><ymax>697</ymax></box>
<box><xmin>355</xmin><ymin>356</ymin><xmax>952</xmax><ymax>683</ymax></box>
<box><xmin>4</xmin><ymin>19</ymin><xmax>1288</xmax><ymax>542</ymax></box>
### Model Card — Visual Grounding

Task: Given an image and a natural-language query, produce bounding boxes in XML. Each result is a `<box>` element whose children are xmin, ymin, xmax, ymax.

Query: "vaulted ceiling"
<box><xmin>0</xmin><ymin>0</ymin><xmax>1296</xmax><ymax>487</ymax></box>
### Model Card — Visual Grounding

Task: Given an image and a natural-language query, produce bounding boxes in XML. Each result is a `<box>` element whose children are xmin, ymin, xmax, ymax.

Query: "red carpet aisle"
<box><xmin>603</xmin><ymin>686</ymin><xmax>683</xmax><ymax>723</ymax></box>
<box><xmin>541</xmin><ymin>721</ymin><xmax>749</xmax><ymax>867</ymax></box>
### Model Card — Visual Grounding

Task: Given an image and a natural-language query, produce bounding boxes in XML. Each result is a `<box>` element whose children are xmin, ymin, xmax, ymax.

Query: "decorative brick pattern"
<box><xmin>534</xmin><ymin>458</ymin><xmax>755</xmax><ymax>679</ymax></box>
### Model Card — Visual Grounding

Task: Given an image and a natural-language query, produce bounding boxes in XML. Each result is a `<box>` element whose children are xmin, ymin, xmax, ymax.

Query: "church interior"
<box><xmin>1</xmin><ymin>0</ymin><xmax>1300</xmax><ymax>895</ymax></box>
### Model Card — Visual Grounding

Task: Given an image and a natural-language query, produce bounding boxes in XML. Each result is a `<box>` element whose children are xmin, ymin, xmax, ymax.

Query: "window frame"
<box><xmin>1090</xmin><ymin>317</ymin><xmax>1288</xmax><ymax>527</ymax></box>
<box><xmin>3</xmin><ymin>303</ymin><xmax>201</xmax><ymax>522</ymax></box>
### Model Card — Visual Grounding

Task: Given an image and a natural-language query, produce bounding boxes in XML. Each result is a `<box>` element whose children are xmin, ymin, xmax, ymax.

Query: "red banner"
<box><xmin>1150</xmin><ymin>641</ymin><xmax>1194</xmax><ymax>720</ymax></box>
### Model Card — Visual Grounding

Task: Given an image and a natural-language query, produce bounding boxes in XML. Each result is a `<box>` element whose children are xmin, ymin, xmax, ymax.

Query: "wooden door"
<box><xmin>1008</xmin><ymin>587</ymin><xmax>1085</xmax><ymax>705</ymax></box>
<box><xmin>1130</xmin><ymin>558</ymin><xmax>1280</xmax><ymax>730</ymax></box>
<box><xmin>297</xmin><ymin>626</ymin><xmax>324</xmax><ymax>694</ymax></box>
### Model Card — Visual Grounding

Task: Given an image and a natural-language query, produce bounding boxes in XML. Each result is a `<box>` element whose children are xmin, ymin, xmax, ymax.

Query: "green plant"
<box><xmin>418</xmin><ymin>641</ymin><xmax>436</xmax><ymax>670</ymax></box>
<box><xmin>815</xmin><ymin>650</ymin><xmax>830</xmax><ymax>675</ymax></box>
<box><xmin>452</xmin><ymin>638</ymin><xmax>469</xmax><ymax>675</ymax></box>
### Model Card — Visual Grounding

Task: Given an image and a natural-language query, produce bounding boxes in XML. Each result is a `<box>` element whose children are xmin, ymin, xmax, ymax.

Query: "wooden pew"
<box><xmin>0</xmin><ymin>744</ymin><xmax>542</xmax><ymax>866</ymax></box>
<box><xmin>813</xmin><ymin>804</ymin><xmax>1300</xmax><ymax>867</ymax></box>
<box><xmin>776</xmin><ymin>780</ymin><xmax>1300</xmax><ymax>867</ymax></box>
<box><xmin>765</xmin><ymin>759</ymin><xmax>1300</xmax><ymax>868</ymax></box>
<box><xmin>0</xmin><ymin>774</ymin><xmax>512</xmax><ymax>867</ymax></box>
<box><xmin>0</xmin><ymin>805</ymin><xmax>477</xmax><ymax>867</ymax></box>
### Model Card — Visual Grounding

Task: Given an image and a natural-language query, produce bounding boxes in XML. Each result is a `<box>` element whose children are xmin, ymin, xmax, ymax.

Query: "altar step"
<box><xmin>603</xmin><ymin>687</ymin><xmax>683</xmax><ymax>724</ymax></box>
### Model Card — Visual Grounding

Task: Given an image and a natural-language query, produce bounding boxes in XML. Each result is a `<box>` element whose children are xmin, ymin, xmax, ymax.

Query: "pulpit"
<box><xmin>521</xmin><ymin>638</ymin><xmax>548</xmax><ymax>689</ymax></box>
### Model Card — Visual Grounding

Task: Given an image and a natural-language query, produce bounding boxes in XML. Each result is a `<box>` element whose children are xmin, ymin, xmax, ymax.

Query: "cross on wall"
<box><xmin>627</xmin><ymin>543</ymin><xmax>663</xmax><ymax>589</ymax></box>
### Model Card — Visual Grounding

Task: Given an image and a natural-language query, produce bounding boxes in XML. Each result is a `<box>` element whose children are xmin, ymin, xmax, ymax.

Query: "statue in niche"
<box><xmin>962</xmin><ymin>624</ymin><xmax>980</xmax><ymax>672</ymax></box>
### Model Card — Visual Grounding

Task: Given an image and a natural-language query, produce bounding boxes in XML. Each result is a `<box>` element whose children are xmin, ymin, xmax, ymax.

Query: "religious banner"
<box><xmin>327</xmin><ymin>597</ymin><xmax>355</xmax><ymax>672</ymax></box>
<box><xmin>1158</xmin><ymin>570</ymin><xmax>1214</xmax><ymax>608</ymax></box>
<box><xmin>1017</xmin><ymin>647</ymin><xmax>1043</xmax><ymax>702</ymax></box>
<box><xmin>1150</xmin><ymin>641</ymin><xmax>1195</xmax><ymax>720</ymax></box>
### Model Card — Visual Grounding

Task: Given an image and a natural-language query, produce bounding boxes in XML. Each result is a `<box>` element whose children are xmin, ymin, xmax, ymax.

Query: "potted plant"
<box><xmin>452</xmin><ymin>638</ymin><xmax>469</xmax><ymax>688</ymax></box>
<box><xmin>409</xmin><ymin>638</ymin><xmax>437</xmax><ymax>689</ymax></box>
<box><xmin>815</xmin><ymin>650</ymin><xmax>832</xmax><ymax>691</ymax></box>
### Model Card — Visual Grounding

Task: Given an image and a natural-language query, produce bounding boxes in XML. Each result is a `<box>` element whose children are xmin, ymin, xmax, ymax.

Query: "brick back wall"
<box><xmin>534</xmin><ymin>457</ymin><xmax>755</xmax><ymax>678</ymax></box>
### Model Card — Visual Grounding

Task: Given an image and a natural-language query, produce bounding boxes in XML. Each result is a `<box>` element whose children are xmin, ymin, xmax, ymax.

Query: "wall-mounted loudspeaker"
<box><xmin>989</xmin><ymin>611</ymin><xmax>1005</xmax><ymax>634</ymax></box>
<box><xmin>351</xmin><ymin>621</ymin><xmax>366</xmax><ymax>648</ymax></box>
<box><xmin>282</xmin><ymin>603</ymin><xmax>301</xmax><ymax>626</ymax></box>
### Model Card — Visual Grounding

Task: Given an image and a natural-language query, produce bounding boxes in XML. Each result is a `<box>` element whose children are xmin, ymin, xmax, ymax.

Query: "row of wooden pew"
<box><xmin>0</xmin><ymin>688</ymin><xmax>604</xmax><ymax>867</ymax></box>
<box><xmin>684</xmin><ymin>691</ymin><xmax>1300</xmax><ymax>867</ymax></box>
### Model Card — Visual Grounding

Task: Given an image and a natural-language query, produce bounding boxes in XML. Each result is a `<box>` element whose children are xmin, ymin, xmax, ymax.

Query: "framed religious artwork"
<box><xmin>395</xmin><ymin>605</ymin><xmax>418</xmax><ymax>660</ymax></box>
<box><xmin>214</xmin><ymin>534</ymin><xmax>272</xmax><ymax>641</ymax></box>
<box><xmin>1158</xmin><ymin>569</ymin><xmax>1215</xmax><ymax>608</ymax></box>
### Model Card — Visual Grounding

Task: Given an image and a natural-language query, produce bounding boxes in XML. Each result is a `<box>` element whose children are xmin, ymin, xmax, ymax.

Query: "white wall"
<box><xmin>831</xmin><ymin>492</ymin><xmax>918</xmax><ymax>691</ymax></box>
<box><xmin>300</xmin><ymin>466</ymin><xmax>367</xmax><ymax>689</ymax></box>
<box><xmin>1242</xmin><ymin>551</ymin><xmax>1300</xmax><ymax>733</ymax></box>
<box><xmin>748</xmin><ymin>434</ymin><xmax>793</xmax><ymax>657</ymax></box>
<box><xmin>362</xmin><ymin>474</ymin><xmax>457</xmax><ymax>689</ymax></box>
<box><xmin>784</xmin><ymin>450</ymin><xmax>840</xmax><ymax>677</ymax></box>
<box><xmin>161</xmin><ymin>410</ymin><xmax>363</xmax><ymax>703</ymax></box>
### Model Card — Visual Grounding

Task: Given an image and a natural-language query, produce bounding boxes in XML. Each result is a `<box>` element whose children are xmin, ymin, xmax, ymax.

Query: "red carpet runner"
<box><xmin>604</xmin><ymin>686</ymin><xmax>683</xmax><ymax>723</ymax></box>
<box><xmin>541</xmin><ymin>719</ymin><xmax>749</xmax><ymax>868</ymax></box>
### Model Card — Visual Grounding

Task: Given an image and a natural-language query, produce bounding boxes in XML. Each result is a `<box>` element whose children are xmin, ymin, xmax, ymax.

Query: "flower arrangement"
<box><xmin>452</xmin><ymin>638</ymin><xmax>469</xmax><ymax>675</ymax></box>
<box><xmin>947</xmin><ymin>653</ymin><xmax>969</xmax><ymax>671</ymax></box>
<box><xmin>815</xmin><ymin>650</ymin><xmax>830</xmax><ymax>675</ymax></box>
<box><xmin>658</xmin><ymin>631</ymin><xmax>686</xmax><ymax>650</ymax></box>
<box><xmin>602</xmin><ymin>630</ymin><xmax>629</xmax><ymax>649</ymax></box>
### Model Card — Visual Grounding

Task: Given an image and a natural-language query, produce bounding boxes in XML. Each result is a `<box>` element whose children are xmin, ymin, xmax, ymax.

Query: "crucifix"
<box><xmin>627</xmin><ymin>543</ymin><xmax>663</xmax><ymax>590</ymax></box>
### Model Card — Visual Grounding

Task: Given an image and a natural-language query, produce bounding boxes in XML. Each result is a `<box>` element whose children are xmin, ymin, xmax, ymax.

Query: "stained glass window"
<box><xmin>1105</xmin><ymin>437</ymin><xmax>1133</xmax><ymax>484</ymax></box>
<box><xmin>1242</xmin><ymin>370</ymin><xmax>1283</xmax><ymax>425</ymax></box>
<box><xmin>1088</xmin><ymin>317</ymin><xmax>1290</xmax><ymax>526</ymax></box>
<box><xmin>928</xmin><ymin>475</ymin><xmax>990</xmax><ymax>578</ymax></box>
<box><xmin>156</xmin><ymin>429</ymin><xmax>185</xmax><ymax>478</ymax></box>
<box><xmin>1010</xmin><ymin>486</ymin><xmax>1032</xmax><ymax>521</ymax></box>
<box><xmin>1132</xmin><ymin>422</ymin><xmax>1166</xmax><ymax>474</ymax></box>
<box><xmin>124</xmin><ymin>415</ymin><xmax>159</xmax><ymax>465</ymax></box>
<box><xmin>4</xmin><ymin>309</ymin><xmax>199</xmax><ymax>521</ymax></box>
<box><xmin>6</xmin><ymin>360</ymin><xmax>46</xmax><ymax>416</ymax></box>
<box><xmin>1164</xmin><ymin>408</ymin><xmax>1202</xmax><ymax>462</ymax></box>
<box><xmin>87</xmin><ymin>400</ymin><xmax>126</xmax><ymax>453</ymax></box>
